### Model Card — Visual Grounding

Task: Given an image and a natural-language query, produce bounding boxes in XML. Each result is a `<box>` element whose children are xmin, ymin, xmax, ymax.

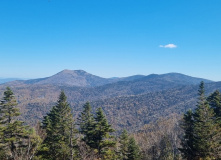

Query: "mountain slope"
<box><xmin>0</xmin><ymin>70</ymin><xmax>215</xmax><ymax>132</ymax></box>
<box><xmin>4</xmin><ymin>70</ymin><xmax>211</xmax><ymax>88</ymax></box>
<box><xmin>140</xmin><ymin>73</ymin><xmax>212</xmax><ymax>85</ymax></box>
<box><xmin>79</xmin><ymin>73</ymin><xmax>213</xmax><ymax>99</ymax></box>
<box><xmin>17</xmin><ymin>70</ymin><xmax>145</xmax><ymax>87</ymax></box>
<box><xmin>0</xmin><ymin>78</ymin><xmax>23</xmax><ymax>84</ymax></box>
<box><xmin>24</xmin><ymin>70</ymin><xmax>110</xmax><ymax>87</ymax></box>
<box><xmin>8</xmin><ymin>81</ymin><xmax>221</xmax><ymax>132</ymax></box>
<box><xmin>87</xmin><ymin>82</ymin><xmax>221</xmax><ymax>132</ymax></box>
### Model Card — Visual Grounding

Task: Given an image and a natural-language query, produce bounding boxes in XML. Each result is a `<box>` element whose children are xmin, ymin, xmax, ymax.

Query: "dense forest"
<box><xmin>0</xmin><ymin>81</ymin><xmax>220</xmax><ymax>160</ymax></box>
<box><xmin>2</xmin><ymin>71</ymin><xmax>220</xmax><ymax>133</ymax></box>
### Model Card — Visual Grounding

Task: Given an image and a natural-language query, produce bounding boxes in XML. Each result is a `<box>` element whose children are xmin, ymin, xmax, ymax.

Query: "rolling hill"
<box><xmin>12</xmin><ymin>70</ymin><xmax>146</xmax><ymax>87</ymax></box>
<box><xmin>0</xmin><ymin>70</ymin><xmax>217</xmax><ymax>132</ymax></box>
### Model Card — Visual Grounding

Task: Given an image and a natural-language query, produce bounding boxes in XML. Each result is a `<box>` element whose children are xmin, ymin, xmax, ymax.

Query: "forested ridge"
<box><xmin>0</xmin><ymin>71</ymin><xmax>219</xmax><ymax>132</ymax></box>
<box><xmin>0</xmin><ymin>81</ymin><xmax>221</xmax><ymax>160</ymax></box>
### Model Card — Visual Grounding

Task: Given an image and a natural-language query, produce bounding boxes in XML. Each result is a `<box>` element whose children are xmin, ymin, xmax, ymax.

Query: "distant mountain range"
<box><xmin>0</xmin><ymin>78</ymin><xmax>23</xmax><ymax>84</ymax></box>
<box><xmin>4</xmin><ymin>69</ymin><xmax>212</xmax><ymax>87</ymax></box>
<box><xmin>0</xmin><ymin>70</ymin><xmax>218</xmax><ymax>132</ymax></box>
<box><xmin>4</xmin><ymin>70</ymin><xmax>147</xmax><ymax>87</ymax></box>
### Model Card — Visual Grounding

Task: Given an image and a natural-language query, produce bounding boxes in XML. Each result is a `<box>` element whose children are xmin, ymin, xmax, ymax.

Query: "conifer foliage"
<box><xmin>127</xmin><ymin>137</ymin><xmax>141</xmax><ymax>160</ymax></box>
<box><xmin>78</xmin><ymin>104</ymin><xmax>116</xmax><ymax>159</ymax></box>
<box><xmin>179</xmin><ymin>110</ymin><xmax>195</xmax><ymax>160</ymax></box>
<box><xmin>118</xmin><ymin>129</ymin><xmax>141</xmax><ymax>160</ymax></box>
<box><xmin>119</xmin><ymin>129</ymin><xmax>129</xmax><ymax>160</ymax></box>
<box><xmin>207</xmin><ymin>90</ymin><xmax>221</xmax><ymax>117</ymax></box>
<box><xmin>78</xmin><ymin>102</ymin><xmax>95</xmax><ymax>148</ymax></box>
<box><xmin>1</xmin><ymin>82</ymin><xmax>221</xmax><ymax>159</ymax></box>
<box><xmin>39</xmin><ymin>91</ymin><xmax>77</xmax><ymax>160</ymax></box>
<box><xmin>0</xmin><ymin>87</ymin><xmax>27</xmax><ymax>159</ymax></box>
<box><xmin>180</xmin><ymin>82</ymin><xmax>221</xmax><ymax>160</ymax></box>
<box><xmin>93</xmin><ymin>107</ymin><xmax>115</xmax><ymax>156</ymax></box>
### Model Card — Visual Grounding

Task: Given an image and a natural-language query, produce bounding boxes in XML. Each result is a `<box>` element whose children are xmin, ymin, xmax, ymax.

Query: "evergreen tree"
<box><xmin>179</xmin><ymin>110</ymin><xmax>195</xmax><ymax>160</ymax></box>
<box><xmin>78</xmin><ymin>105</ymin><xmax>116</xmax><ymax>159</ymax></box>
<box><xmin>193</xmin><ymin>81</ymin><xmax>221</xmax><ymax>159</ymax></box>
<box><xmin>78</xmin><ymin>102</ymin><xmax>95</xmax><ymax>148</ymax></box>
<box><xmin>127</xmin><ymin>137</ymin><xmax>141</xmax><ymax>160</ymax></box>
<box><xmin>0</xmin><ymin>87</ymin><xmax>29</xmax><ymax>160</ymax></box>
<box><xmin>93</xmin><ymin>107</ymin><xmax>116</xmax><ymax>158</ymax></box>
<box><xmin>180</xmin><ymin>82</ymin><xmax>221</xmax><ymax>159</ymax></box>
<box><xmin>39</xmin><ymin>91</ymin><xmax>77</xmax><ymax>160</ymax></box>
<box><xmin>207</xmin><ymin>90</ymin><xmax>221</xmax><ymax>117</ymax></box>
<box><xmin>25</xmin><ymin>127</ymin><xmax>42</xmax><ymax>160</ymax></box>
<box><xmin>119</xmin><ymin>129</ymin><xmax>129</xmax><ymax>160</ymax></box>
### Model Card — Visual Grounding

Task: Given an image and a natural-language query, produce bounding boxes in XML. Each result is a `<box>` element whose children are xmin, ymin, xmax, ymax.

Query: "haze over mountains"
<box><xmin>0</xmin><ymin>69</ymin><xmax>219</xmax><ymax>132</ymax></box>
<box><xmin>0</xmin><ymin>78</ymin><xmax>23</xmax><ymax>84</ymax></box>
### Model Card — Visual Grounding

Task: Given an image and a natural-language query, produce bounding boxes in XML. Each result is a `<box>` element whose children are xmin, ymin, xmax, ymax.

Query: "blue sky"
<box><xmin>0</xmin><ymin>0</ymin><xmax>221</xmax><ymax>81</ymax></box>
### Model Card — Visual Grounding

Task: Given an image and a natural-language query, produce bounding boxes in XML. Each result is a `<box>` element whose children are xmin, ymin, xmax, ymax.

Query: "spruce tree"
<box><xmin>39</xmin><ymin>91</ymin><xmax>77</xmax><ymax>160</ymax></box>
<box><xmin>179</xmin><ymin>110</ymin><xmax>195</xmax><ymax>160</ymax></box>
<box><xmin>93</xmin><ymin>107</ymin><xmax>115</xmax><ymax>155</ymax></box>
<box><xmin>119</xmin><ymin>129</ymin><xmax>129</xmax><ymax>160</ymax></box>
<box><xmin>25</xmin><ymin>127</ymin><xmax>42</xmax><ymax>160</ymax></box>
<box><xmin>78</xmin><ymin>102</ymin><xmax>95</xmax><ymax>148</ymax></box>
<box><xmin>193</xmin><ymin>81</ymin><xmax>221</xmax><ymax>159</ymax></box>
<box><xmin>127</xmin><ymin>137</ymin><xmax>141</xmax><ymax>160</ymax></box>
<box><xmin>207</xmin><ymin>90</ymin><xmax>221</xmax><ymax>117</ymax></box>
<box><xmin>0</xmin><ymin>87</ymin><xmax>29</xmax><ymax>160</ymax></box>
<box><xmin>85</xmin><ymin>108</ymin><xmax>116</xmax><ymax>159</ymax></box>
<box><xmin>78</xmin><ymin>105</ymin><xmax>116</xmax><ymax>159</ymax></box>
<box><xmin>180</xmin><ymin>82</ymin><xmax>221</xmax><ymax>159</ymax></box>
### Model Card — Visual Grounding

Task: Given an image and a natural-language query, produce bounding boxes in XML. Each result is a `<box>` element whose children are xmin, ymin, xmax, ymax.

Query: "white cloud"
<box><xmin>159</xmin><ymin>44</ymin><xmax>177</xmax><ymax>48</ymax></box>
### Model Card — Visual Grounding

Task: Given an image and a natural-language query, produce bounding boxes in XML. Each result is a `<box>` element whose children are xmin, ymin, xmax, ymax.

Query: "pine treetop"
<box><xmin>128</xmin><ymin>136</ymin><xmax>141</xmax><ymax>160</ymax></box>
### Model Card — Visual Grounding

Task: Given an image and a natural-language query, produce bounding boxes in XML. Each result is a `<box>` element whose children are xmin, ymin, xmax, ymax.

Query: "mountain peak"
<box><xmin>23</xmin><ymin>69</ymin><xmax>110</xmax><ymax>87</ymax></box>
<box><xmin>59</xmin><ymin>69</ymin><xmax>87</xmax><ymax>74</ymax></box>
<box><xmin>141</xmin><ymin>72</ymin><xmax>213</xmax><ymax>85</ymax></box>
<box><xmin>5</xmin><ymin>70</ymin><xmax>213</xmax><ymax>87</ymax></box>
